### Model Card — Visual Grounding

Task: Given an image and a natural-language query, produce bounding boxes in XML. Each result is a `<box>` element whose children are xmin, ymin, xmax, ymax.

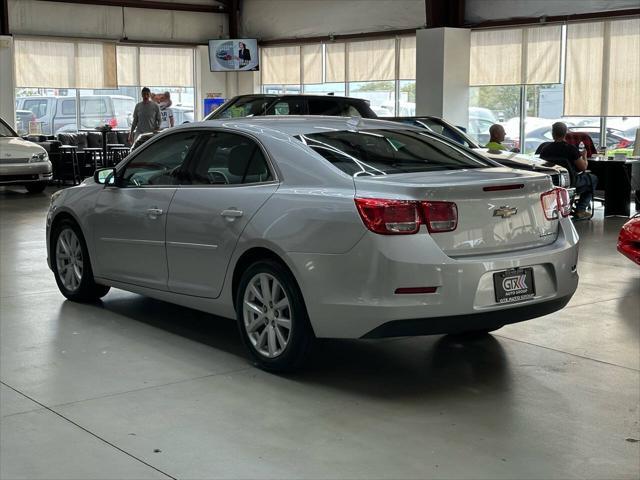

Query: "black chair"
<box><xmin>542</xmin><ymin>155</ymin><xmax>596</xmax><ymax>219</ymax></box>
<box><xmin>56</xmin><ymin>145</ymin><xmax>81</xmax><ymax>185</ymax></box>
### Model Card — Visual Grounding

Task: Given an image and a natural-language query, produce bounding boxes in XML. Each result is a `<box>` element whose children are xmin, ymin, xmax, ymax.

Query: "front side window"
<box><xmin>188</xmin><ymin>132</ymin><xmax>272</xmax><ymax>185</ymax></box>
<box><xmin>0</xmin><ymin>118</ymin><xmax>17</xmax><ymax>137</ymax></box>
<box><xmin>120</xmin><ymin>131</ymin><xmax>199</xmax><ymax>187</ymax></box>
<box><xmin>298</xmin><ymin>129</ymin><xmax>491</xmax><ymax>177</ymax></box>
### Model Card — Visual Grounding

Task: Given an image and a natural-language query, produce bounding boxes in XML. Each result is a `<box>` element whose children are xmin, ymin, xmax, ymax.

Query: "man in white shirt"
<box><xmin>157</xmin><ymin>91</ymin><xmax>175</xmax><ymax>130</ymax></box>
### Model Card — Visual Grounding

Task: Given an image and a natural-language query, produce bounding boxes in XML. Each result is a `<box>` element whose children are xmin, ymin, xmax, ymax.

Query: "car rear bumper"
<box><xmin>288</xmin><ymin>218</ymin><xmax>579</xmax><ymax>338</ymax></box>
<box><xmin>361</xmin><ymin>294</ymin><xmax>571</xmax><ymax>338</ymax></box>
<box><xmin>0</xmin><ymin>162</ymin><xmax>52</xmax><ymax>184</ymax></box>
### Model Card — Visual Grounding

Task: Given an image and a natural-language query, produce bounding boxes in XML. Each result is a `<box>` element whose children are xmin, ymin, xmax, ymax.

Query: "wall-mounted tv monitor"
<box><xmin>209</xmin><ymin>39</ymin><xmax>259</xmax><ymax>72</ymax></box>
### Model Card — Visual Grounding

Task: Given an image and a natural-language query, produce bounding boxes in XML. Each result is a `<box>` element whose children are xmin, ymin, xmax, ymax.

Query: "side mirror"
<box><xmin>94</xmin><ymin>168</ymin><xmax>116</xmax><ymax>185</ymax></box>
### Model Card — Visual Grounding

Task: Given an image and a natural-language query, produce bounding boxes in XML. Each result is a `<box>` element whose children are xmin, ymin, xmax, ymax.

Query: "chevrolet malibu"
<box><xmin>47</xmin><ymin>117</ymin><xmax>579</xmax><ymax>371</ymax></box>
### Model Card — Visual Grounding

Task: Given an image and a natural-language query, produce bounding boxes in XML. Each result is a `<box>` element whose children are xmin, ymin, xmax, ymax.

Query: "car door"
<box><xmin>165</xmin><ymin>131</ymin><xmax>279</xmax><ymax>298</ymax></box>
<box><xmin>92</xmin><ymin>130</ymin><xmax>200</xmax><ymax>290</ymax></box>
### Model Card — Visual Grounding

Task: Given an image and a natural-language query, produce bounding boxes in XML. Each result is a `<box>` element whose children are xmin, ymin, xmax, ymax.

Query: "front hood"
<box><xmin>0</xmin><ymin>137</ymin><xmax>47</xmax><ymax>158</ymax></box>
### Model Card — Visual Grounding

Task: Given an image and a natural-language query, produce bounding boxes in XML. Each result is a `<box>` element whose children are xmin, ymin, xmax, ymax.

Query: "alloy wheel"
<box><xmin>243</xmin><ymin>273</ymin><xmax>292</xmax><ymax>358</ymax></box>
<box><xmin>56</xmin><ymin>228</ymin><xmax>84</xmax><ymax>292</ymax></box>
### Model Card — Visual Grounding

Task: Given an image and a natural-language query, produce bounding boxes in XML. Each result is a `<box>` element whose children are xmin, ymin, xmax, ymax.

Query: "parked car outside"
<box><xmin>0</xmin><ymin>116</ymin><xmax>52</xmax><ymax>193</ymax></box>
<box><xmin>525</xmin><ymin>126</ymin><xmax>634</xmax><ymax>154</ymax></box>
<box><xmin>16</xmin><ymin>95</ymin><xmax>135</xmax><ymax>135</ymax></box>
<box><xmin>206</xmin><ymin>94</ymin><xmax>377</xmax><ymax>120</ymax></box>
<box><xmin>617</xmin><ymin>214</ymin><xmax>640</xmax><ymax>265</ymax></box>
<box><xmin>47</xmin><ymin>117</ymin><xmax>578</xmax><ymax>371</ymax></box>
<box><xmin>171</xmin><ymin>105</ymin><xmax>194</xmax><ymax>125</ymax></box>
<box><xmin>387</xmin><ymin>116</ymin><xmax>572</xmax><ymax>189</ymax></box>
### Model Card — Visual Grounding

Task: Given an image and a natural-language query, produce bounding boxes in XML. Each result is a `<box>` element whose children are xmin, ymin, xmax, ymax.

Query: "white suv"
<box><xmin>0</xmin><ymin>117</ymin><xmax>52</xmax><ymax>193</ymax></box>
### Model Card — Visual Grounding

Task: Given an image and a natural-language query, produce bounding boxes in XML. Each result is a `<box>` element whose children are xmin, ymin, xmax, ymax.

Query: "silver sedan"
<box><xmin>47</xmin><ymin>117</ymin><xmax>579</xmax><ymax>371</ymax></box>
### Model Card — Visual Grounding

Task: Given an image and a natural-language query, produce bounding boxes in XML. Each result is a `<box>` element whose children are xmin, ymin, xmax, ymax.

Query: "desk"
<box><xmin>588</xmin><ymin>156</ymin><xmax>640</xmax><ymax>217</ymax></box>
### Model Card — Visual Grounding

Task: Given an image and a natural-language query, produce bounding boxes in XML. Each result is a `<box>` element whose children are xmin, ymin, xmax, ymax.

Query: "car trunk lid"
<box><xmin>354</xmin><ymin>167</ymin><xmax>560</xmax><ymax>257</ymax></box>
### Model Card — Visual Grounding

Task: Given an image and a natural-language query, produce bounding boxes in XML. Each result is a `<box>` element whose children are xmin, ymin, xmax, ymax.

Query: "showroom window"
<box><xmin>469</xmin><ymin>19</ymin><xmax>639</xmax><ymax>153</ymax></box>
<box><xmin>14</xmin><ymin>38</ymin><xmax>195</xmax><ymax>135</ymax></box>
<box><xmin>260</xmin><ymin>36</ymin><xmax>416</xmax><ymax>116</ymax></box>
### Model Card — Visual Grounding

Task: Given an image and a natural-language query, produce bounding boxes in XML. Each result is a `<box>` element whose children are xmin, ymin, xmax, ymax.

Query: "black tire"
<box><xmin>51</xmin><ymin>218</ymin><xmax>110</xmax><ymax>302</ymax></box>
<box><xmin>25</xmin><ymin>182</ymin><xmax>47</xmax><ymax>194</ymax></box>
<box><xmin>235</xmin><ymin>259</ymin><xmax>314</xmax><ymax>372</ymax></box>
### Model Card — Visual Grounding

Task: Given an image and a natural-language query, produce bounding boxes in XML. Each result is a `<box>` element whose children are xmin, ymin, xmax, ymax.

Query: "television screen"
<box><xmin>209</xmin><ymin>39</ymin><xmax>259</xmax><ymax>72</ymax></box>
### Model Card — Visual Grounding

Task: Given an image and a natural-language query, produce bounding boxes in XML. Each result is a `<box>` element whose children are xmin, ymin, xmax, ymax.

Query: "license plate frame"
<box><xmin>493</xmin><ymin>267</ymin><xmax>536</xmax><ymax>304</ymax></box>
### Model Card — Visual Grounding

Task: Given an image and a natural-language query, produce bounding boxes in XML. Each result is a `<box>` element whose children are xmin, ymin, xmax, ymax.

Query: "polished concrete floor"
<box><xmin>1</xmin><ymin>185</ymin><xmax>638</xmax><ymax>480</ymax></box>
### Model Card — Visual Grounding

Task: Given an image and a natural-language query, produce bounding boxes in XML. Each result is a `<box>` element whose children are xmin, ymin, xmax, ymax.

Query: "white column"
<box><xmin>416</xmin><ymin>28</ymin><xmax>470</xmax><ymax>128</ymax></box>
<box><xmin>0</xmin><ymin>36</ymin><xmax>16</xmax><ymax>127</ymax></box>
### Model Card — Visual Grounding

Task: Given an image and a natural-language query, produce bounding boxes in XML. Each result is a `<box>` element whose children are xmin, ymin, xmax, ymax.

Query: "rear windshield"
<box><xmin>208</xmin><ymin>96</ymin><xmax>274</xmax><ymax>119</ymax></box>
<box><xmin>297</xmin><ymin>129</ymin><xmax>492</xmax><ymax>176</ymax></box>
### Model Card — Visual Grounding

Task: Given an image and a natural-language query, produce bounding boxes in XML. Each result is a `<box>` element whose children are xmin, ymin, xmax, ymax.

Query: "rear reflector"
<box><xmin>483</xmin><ymin>184</ymin><xmax>524</xmax><ymax>192</ymax></box>
<box><xmin>421</xmin><ymin>201</ymin><xmax>458</xmax><ymax>233</ymax></box>
<box><xmin>395</xmin><ymin>287</ymin><xmax>438</xmax><ymax>294</ymax></box>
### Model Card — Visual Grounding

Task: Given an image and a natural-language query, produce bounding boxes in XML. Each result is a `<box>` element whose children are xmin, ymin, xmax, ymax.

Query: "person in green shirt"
<box><xmin>485</xmin><ymin>124</ymin><xmax>508</xmax><ymax>152</ymax></box>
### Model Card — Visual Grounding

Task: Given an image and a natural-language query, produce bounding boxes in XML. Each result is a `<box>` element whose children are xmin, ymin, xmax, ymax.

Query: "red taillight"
<box><xmin>354</xmin><ymin>198</ymin><xmax>421</xmax><ymax>235</ymax></box>
<box><xmin>556</xmin><ymin>187</ymin><xmax>571</xmax><ymax>217</ymax></box>
<box><xmin>540</xmin><ymin>189</ymin><xmax>559</xmax><ymax>220</ymax></box>
<box><xmin>617</xmin><ymin>138</ymin><xmax>631</xmax><ymax>148</ymax></box>
<box><xmin>354</xmin><ymin>198</ymin><xmax>458</xmax><ymax>235</ymax></box>
<box><xmin>421</xmin><ymin>201</ymin><xmax>458</xmax><ymax>233</ymax></box>
<box><xmin>108</xmin><ymin>117</ymin><xmax>118</xmax><ymax>127</ymax></box>
<box><xmin>541</xmin><ymin>187</ymin><xmax>570</xmax><ymax>220</ymax></box>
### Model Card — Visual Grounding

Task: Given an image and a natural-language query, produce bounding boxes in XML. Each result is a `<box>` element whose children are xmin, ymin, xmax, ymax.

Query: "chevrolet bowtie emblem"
<box><xmin>493</xmin><ymin>206</ymin><xmax>518</xmax><ymax>218</ymax></box>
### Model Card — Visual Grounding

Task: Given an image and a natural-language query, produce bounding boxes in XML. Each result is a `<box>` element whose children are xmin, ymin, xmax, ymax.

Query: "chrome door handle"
<box><xmin>221</xmin><ymin>209</ymin><xmax>244</xmax><ymax>219</ymax></box>
<box><xmin>147</xmin><ymin>208</ymin><xmax>163</xmax><ymax>219</ymax></box>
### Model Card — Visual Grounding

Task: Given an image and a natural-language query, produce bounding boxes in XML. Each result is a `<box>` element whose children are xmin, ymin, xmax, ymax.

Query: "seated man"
<box><xmin>485</xmin><ymin>124</ymin><xmax>508</xmax><ymax>152</ymax></box>
<box><xmin>539</xmin><ymin>122</ymin><xmax>598</xmax><ymax>220</ymax></box>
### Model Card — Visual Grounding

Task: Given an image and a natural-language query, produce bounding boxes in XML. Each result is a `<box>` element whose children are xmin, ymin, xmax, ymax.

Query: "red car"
<box><xmin>617</xmin><ymin>214</ymin><xmax>640</xmax><ymax>265</ymax></box>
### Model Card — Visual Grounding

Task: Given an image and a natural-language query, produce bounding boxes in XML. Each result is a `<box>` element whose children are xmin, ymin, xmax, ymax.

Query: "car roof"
<box><xmin>234</xmin><ymin>94</ymin><xmax>367</xmax><ymax>102</ymax></box>
<box><xmin>177</xmin><ymin>116</ymin><xmax>418</xmax><ymax>137</ymax></box>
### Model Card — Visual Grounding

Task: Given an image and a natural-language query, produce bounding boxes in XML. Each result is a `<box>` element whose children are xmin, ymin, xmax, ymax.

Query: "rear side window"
<box><xmin>298</xmin><ymin>129</ymin><xmax>491</xmax><ymax>176</ymax></box>
<box><xmin>188</xmin><ymin>132</ymin><xmax>272</xmax><ymax>185</ymax></box>
<box><xmin>266</xmin><ymin>98</ymin><xmax>307</xmax><ymax>115</ymax></box>
<box><xmin>61</xmin><ymin>100</ymin><xmax>76</xmax><ymax>116</ymax></box>
<box><xmin>82</xmin><ymin>99</ymin><xmax>108</xmax><ymax>115</ymax></box>
<box><xmin>113</xmin><ymin>98</ymin><xmax>135</xmax><ymax>116</ymax></box>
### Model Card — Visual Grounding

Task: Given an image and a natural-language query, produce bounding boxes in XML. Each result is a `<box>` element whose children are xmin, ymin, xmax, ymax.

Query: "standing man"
<box><xmin>129</xmin><ymin>87</ymin><xmax>161</xmax><ymax>144</ymax></box>
<box><xmin>539</xmin><ymin>122</ymin><xmax>598</xmax><ymax>220</ymax></box>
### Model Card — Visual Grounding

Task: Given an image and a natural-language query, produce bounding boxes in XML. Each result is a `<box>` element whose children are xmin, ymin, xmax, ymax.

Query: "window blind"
<box><xmin>15</xmin><ymin>38</ymin><xmax>117</xmax><ymax>89</ymax></box>
<box><xmin>116</xmin><ymin>45</ymin><xmax>139</xmax><ymax>87</ymax></box>
<box><xmin>302</xmin><ymin>44</ymin><xmax>323</xmax><ymax>84</ymax></box>
<box><xmin>399</xmin><ymin>36</ymin><xmax>416</xmax><ymax>80</ymax></box>
<box><xmin>347</xmin><ymin>38</ymin><xmax>396</xmax><ymax>82</ymax></box>
<box><xmin>565</xmin><ymin>19</ymin><xmax>639</xmax><ymax>117</ymax></box>
<box><xmin>139</xmin><ymin>47</ymin><xmax>194</xmax><ymax>87</ymax></box>
<box><xmin>261</xmin><ymin>46</ymin><xmax>301</xmax><ymax>85</ymax></box>
<box><xmin>470</xmin><ymin>25</ymin><xmax>561</xmax><ymax>86</ymax></box>
<box><xmin>325</xmin><ymin>43</ymin><xmax>346</xmax><ymax>83</ymax></box>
